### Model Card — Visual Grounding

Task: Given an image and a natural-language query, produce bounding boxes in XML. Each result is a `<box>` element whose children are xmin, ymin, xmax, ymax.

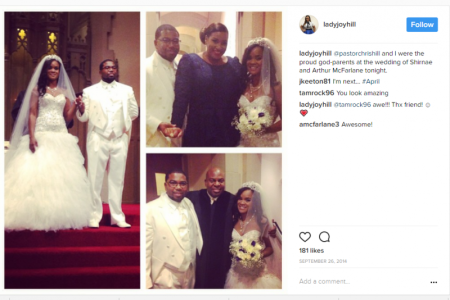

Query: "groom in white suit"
<box><xmin>76</xmin><ymin>59</ymin><xmax>139</xmax><ymax>228</ymax></box>
<box><xmin>146</xmin><ymin>169</ymin><xmax>203</xmax><ymax>289</ymax></box>
<box><xmin>146</xmin><ymin>24</ymin><xmax>182</xmax><ymax>147</ymax></box>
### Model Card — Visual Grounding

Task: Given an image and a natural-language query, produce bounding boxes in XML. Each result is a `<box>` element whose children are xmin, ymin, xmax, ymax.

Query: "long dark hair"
<box><xmin>232</xmin><ymin>187</ymin><xmax>265</xmax><ymax>231</ymax></box>
<box><xmin>37</xmin><ymin>58</ymin><xmax>60</xmax><ymax>96</ymax></box>
<box><xmin>199</xmin><ymin>22</ymin><xmax>228</xmax><ymax>44</ymax></box>
<box><xmin>303</xmin><ymin>15</ymin><xmax>311</xmax><ymax>26</ymax></box>
<box><xmin>241</xmin><ymin>43</ymin><xmax>278</xmax><ymax>88</ymax></box>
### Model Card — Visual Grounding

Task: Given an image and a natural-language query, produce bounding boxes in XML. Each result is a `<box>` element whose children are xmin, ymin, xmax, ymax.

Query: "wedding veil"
<box><xmin>241</xmin><ymin>181</ymin><xmax>282</xmax><ymax>280</ymax></box>
<box><xmin>8</xmin><ymin>54</ymin><xmax>76</xmax><ymax>153</ymax></box>
<box><xmin>246</xmin><ymin>37</ymin><xmax>282</xmax><ymax>96</ymax></box>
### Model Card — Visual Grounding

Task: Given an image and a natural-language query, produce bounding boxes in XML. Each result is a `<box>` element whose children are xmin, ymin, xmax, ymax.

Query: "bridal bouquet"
<box><xmin>229</xmin><ymin>238</ymin><xmax>265</xmax><ymax>277</ymax></box>
<box><xmin>232</xmin><ymin>106</ymin><xmax>274</xmax><ymax>138</ymax></box>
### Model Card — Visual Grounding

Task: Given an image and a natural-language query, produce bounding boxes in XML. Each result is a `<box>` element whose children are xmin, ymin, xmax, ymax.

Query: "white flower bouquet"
<box><xmin>232</xmin><ymin>106</ymin><xmax>274</xmax><ymax>138</ymax></box>
<box><xmin>229</xmin><ymin>238</ymin><xmax>265</xmax><ymax>277</ymax></box>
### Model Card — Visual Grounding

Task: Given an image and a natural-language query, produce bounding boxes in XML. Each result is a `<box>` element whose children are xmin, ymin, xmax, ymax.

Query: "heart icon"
<box><xmin>299</xmin><ymin>232</ymin><xmax>311</xmax><ymax>242</ymax></box>
<box><xmin>300</xmin><ymin>109</ymin><xmax>308</xmax><ymax>116</ymax></box>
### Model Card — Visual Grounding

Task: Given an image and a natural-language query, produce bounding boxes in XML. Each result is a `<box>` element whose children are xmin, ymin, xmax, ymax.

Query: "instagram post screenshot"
<box><xmin>0</xmin><ymin>1</ymin><xmax>450</xmax><ymax>300</ymax></box>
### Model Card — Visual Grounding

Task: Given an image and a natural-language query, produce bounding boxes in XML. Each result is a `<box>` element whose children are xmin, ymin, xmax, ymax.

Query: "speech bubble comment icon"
<box><xmin>319</xmin><ymin>231</ymin><xmax>330</xmax><ymax>242</ymax></box>
<box><xmin>299</xmin><ymin>232</ymin><xmax>311</xmax><ymax>242</ymax></box>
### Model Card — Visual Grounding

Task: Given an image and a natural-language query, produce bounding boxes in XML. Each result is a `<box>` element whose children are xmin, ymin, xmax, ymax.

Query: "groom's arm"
<box><xmin>147</xmin><ymin>114</ymin><xmax>162</xmax><ymax>135</ymax></box>
<box><xmin>146</xmin><ymin>57</ymin><xmax>162</xmax><ymax>135</ymax></box>
<box><xmin>128</xmin><ymin>87</ymin><xmax>139</xmax><ymax>121</ymax></box>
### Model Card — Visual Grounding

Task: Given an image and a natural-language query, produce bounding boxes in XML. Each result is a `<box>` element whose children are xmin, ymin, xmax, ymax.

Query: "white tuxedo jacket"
<box><xmin>146</xmin><ymin>52</ymin><xmax>180</xmax><ymax>147</ymax></box>
<box><xmin>146</xmin><ymin>193</ymin><xmax>203</xmax><ymax>289</ymax></box>
<box><xmin>77</xmin><ymin>80</ymin><xmax>139</xmax><ymax>137</ymax></box>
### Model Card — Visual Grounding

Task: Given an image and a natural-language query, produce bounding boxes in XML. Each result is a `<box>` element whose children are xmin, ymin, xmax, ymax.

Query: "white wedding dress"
<box><xmin>224</xmin><ymin>229</ymin><xmax>282</xmax><ymax>289</ymax></box>
<box><xmin>4</xmin><ymin>93</ymin><xmax>91</xmax><ymax>231</ymax></box>
<box><xmin>238</xmin><ymin>95</ymin><xmax>280</xmax><ymax>147</ymax></box>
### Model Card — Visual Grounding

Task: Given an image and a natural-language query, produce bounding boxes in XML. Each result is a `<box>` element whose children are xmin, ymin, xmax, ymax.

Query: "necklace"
<box><xmin>239</xmin><ymin>212</ymin><xmax>255</xmax><ymax>234</ymax></box>
<box><xmin>248</xmin><ymin>81</ymin><xmax>263</xmax><ymax>100</ymax></box>
<box><xmin>46</xmin><ymin>86</ymin><xmax>58</xmax><ymax>95</ymax></box>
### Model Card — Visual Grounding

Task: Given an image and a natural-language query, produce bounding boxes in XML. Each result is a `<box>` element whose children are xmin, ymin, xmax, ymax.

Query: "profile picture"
<box><xmin>300</xmin><ymin>15</ymin><xmax>318</xmax><ymax>34</ymax></box>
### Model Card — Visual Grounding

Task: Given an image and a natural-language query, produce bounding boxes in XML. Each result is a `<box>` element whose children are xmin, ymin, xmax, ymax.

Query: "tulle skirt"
<box><xmin>224</xmin><ymin>265</ymin><xmax>281</xmax><ymax>289</ymax></box>
<box><xmin>4</xmin><ymin>131</ymin><xmax>91</xmax><ymax>231</ymax></box>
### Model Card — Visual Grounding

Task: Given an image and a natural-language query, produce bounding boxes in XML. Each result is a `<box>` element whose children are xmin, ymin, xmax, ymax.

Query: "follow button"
<box><xmin>407</xmin><ymin>18</ymin><xmax>438</xmax><ymax>32</ymax></box>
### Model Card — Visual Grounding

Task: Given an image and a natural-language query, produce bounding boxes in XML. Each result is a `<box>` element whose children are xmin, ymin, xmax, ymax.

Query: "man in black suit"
<box><xmin>186</xmin><ymin>167</ymin><xmax>234</xmax><ymax>289</ymax></box>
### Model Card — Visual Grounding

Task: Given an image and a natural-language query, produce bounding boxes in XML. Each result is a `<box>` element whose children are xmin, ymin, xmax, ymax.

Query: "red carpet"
<box><xmin>4</xmin><ymin>204</ymin><xmax>140</xmax><ymax>289</ymax></box>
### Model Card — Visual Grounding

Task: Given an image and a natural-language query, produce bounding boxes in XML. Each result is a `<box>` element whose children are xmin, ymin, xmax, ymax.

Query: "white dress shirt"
<box><xmin>207</xmin><ymin>191</ymin><xmax>218</xmax><ymax>205</ymax></box>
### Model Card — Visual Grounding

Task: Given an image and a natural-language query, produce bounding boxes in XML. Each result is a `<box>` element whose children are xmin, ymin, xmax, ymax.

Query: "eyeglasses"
<box><xmin>102</xmin><ymin>66</ymin><xmax>117</xmax><ymax>70</ymax></box>
<box><xmin>167</xmin><ymin>180</ymin><xmax>188</xmax><ymax>188</ymax></box>
<box><xmin>158</xmin><ymin>38</ymin><xmax>181</xmax><ymax>45</ymax></box>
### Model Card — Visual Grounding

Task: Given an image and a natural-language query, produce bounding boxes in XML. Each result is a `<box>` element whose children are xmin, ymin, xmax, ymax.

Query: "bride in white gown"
<box><xmin>224</xmin><ymin>182</ymin><xmax>281</xmax><ymax>289</ymax></box>
<box><xmin>236</xmin><ymin>38</ymin><xmax>282</xmax><ymax>147</ymax></box>
<box><xmin>5</xmin><ymin>55</ymin><xmax>91</xmax><ymax>231</ymax></box>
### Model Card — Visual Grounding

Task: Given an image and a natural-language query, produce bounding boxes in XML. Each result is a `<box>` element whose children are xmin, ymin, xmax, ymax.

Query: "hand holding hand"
<box><xmin>158</xmin><ymin>123</ymin><xmax>182</xmax><ymax>138</ymax></box>
<box><xmin>164</xmin><ymin>127</ymin><xmax>183</xmax><ymax>138</ymax></box>
<box><xmin>75</xmin><ymin>95</ymin><xmax>85</xmax><ymax>114</ymax></box>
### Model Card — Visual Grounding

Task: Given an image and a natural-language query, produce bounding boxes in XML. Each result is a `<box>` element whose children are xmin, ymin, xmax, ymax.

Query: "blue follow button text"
<box><xmin>407</xmin><ymin>17</ymin><xmax>438</xmax><ymax>32</ymax></box>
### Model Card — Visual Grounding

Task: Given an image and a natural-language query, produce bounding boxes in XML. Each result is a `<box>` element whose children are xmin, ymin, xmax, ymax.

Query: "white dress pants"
<box><xmin>87</xmin><ymin>131</ymin><xmax>128</xmax><ymax>224</ymax></box>
<box><xmin>153</xmin><ymin>263</ymin><xmax>195</xmax><ymax>289</ymax></box>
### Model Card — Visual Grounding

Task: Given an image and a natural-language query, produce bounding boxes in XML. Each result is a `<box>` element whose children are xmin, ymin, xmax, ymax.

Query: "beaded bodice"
<box><xmin>232</xmin><ymin>228</ymin><xmax>262</xmax><ymax>241</ymax></box>
<box><xmin>35</xmin><ymin>93</ymin><xmax>67</xmax><ymax>133</ymax></box>
<box><xmin>238</xmin><ymin>95</ymin><xmax>277</xmax><ymax>122</ymax></box>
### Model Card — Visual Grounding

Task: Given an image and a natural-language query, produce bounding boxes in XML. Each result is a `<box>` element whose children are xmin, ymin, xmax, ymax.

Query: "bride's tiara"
<box><xmin>242</xmin><ymin>181</ymin><xmax>263</xmax><ymax>193</ymax></box>
<box><xmin>45</xmin><ymin>54</ymin><xmax>61</xmax><ymax>62</ymax></box>
<box><xmin>247</xmin><ymin>37</ymin><xmax>270</xmax><ymax>49</ymax></box>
